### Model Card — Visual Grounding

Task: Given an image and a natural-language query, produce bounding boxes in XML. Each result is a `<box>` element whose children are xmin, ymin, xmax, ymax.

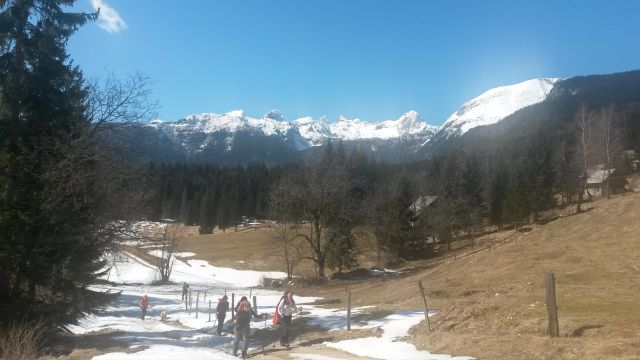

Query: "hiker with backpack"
<box><xmin>276</xmin><ymin>289</ymin><xmax>298</xmax><ymax>347</ymax></box>
<box><xmin>233</xmin><ymin>296</ymin><xmax>261</xmax><ymax>358</ymax></box>
<box><xmin>139</xmin><ymin>295</ymin><xmax>150</xmax><ymax>320</ymax></box>
<box><xmin>216</xmin><ymin>294</ymin><xmax>229</xmax><ymax>335</ymax></box>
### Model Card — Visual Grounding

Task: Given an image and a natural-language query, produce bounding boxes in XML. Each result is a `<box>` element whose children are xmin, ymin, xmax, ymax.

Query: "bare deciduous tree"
<box><xmin>270</xmin><ymin>221</ymin><xmax>302</xmax><ymax>280</ymax></box>
<box><xmin>598</xmin><ymin>104</ymin><xmax>620</xmax><ymax>198</ymax></box>
<box><xmin>147</xmin><ymin>223</ymin><xmax>180</xmax><ymax>283</ymax></box>
<box><xmin>86</xmin><ymin>71</ymin><xmax>158</xmax><ymax>133</ymax></box>
<box><xmin>575</xmin><ymin>104</ymin><xmax>593</xmax><ymax>213</ymax></box>
<box><xmin>270</xmin><ymin>145</ymin><xmax>359</xmax><ymax>278</ymax></box>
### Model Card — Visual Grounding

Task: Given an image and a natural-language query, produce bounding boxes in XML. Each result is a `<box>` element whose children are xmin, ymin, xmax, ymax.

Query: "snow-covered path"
<box><xmin>67</xmin><ymin>251</ymin><xmax>473</xmax><ymax>359</ymax></box>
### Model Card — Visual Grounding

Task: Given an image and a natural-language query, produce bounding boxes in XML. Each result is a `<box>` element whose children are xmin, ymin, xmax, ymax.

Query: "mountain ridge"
<box><xmin>106</xmin><ymin>70</ymin><xmax>640</xmax><ymax>165</ymax></box>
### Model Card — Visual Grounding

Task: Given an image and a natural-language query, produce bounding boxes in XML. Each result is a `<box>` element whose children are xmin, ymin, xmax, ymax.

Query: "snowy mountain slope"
<box><xmin>145</xmin><ymin>109</ymin><xmax>438</xmax><ymax>153</ymax></box>
<box><xmin>144</xmin><ymin>77</ymin><xmax>558</xmax><ymax>158</ymax></box>
<box><xmin>330</xmin><ymin>111</ymin><xmax>438</xmax><ymax>141</ymax></box>
<box><xmin>431</xmin><ymin>78</ymin><xmax>559</xmax><ymax>142</ymax></box>
<box><xmin>152</xmin><ymin>109</ymin><xmax>298</xmax><ymax>141</ymax></box>
<box><xmin>292</xmin><ymin>115</ymin><xmax>332</xmax><ymax>146</ymax></box>
<box><xmin>129</xmin><ymin>77</ymin><xmax>563</xmax><ymax>164</ymax></box>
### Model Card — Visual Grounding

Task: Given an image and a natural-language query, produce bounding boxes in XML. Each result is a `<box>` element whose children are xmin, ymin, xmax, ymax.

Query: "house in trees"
<box><xmin>585</xmin><ymin>165</ymin><xmax>627</xmax><ymax>198</ymax></box>
<box><xmin>410</xmin><ymin>195</ymin><xmax>438</xmax><ymax>216</ymax></box>
<box><xmin>621</xmin><ymin>150</ymin><xmax>640</xmax><ymax>172</ymax></box>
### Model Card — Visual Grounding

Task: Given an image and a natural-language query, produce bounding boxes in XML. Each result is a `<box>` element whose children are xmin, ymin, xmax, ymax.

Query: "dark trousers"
<box><xmin>233</xmin><ymin>323</ymin><xmax>250</xmax><ymax>356</ymax></box>
<box><xmin>141</xmin><ymin>308</ymin><xmax>147</xmax><ymax>320</ymax></box>
<box><xmin>280</xmin><ymin>315</ymin><xmax>292</xmax><ymax>345</ymax></box>
<box><xmin>216</xmin><ymin>314</ymin><xmax>225</xmax><ymax>335</ymax></box>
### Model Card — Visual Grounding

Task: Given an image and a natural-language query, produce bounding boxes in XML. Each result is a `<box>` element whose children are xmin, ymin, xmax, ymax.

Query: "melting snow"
<box><xmin>70</xmin><ymin>250</ymin><xmax>472</xmax><ymax>359</ymax></box>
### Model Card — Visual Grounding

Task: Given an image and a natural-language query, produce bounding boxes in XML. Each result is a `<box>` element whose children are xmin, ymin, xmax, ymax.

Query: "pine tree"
<box><xmin>198</xmin><ymin>189</ymin><xmax>217</xmax><ymax>234</ymax></box>
<box><xmin>0</xmin><ymin>0</ymin><xmax>109</xmax><ymax>323</ymax></box>
<box><xmin>528</xmin><ymin>147</ymin><xmax>556</xmax><ymax>221</ymax></box>
<box><xmin>374</xmin><ymin>176</ymin><xmax>424</xmax><ymax>260</ymax></box>
<box><xmin>488</xmin><ymin>166</ymin><xmax>509</xmax><ymax>226</ymax></box>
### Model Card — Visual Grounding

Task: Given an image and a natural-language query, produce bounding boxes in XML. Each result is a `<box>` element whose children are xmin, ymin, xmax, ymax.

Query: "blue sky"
<box><xmin>69</xmin><ymin>0</ymin><xmax>640</xmax><ymax>125</ymax></box>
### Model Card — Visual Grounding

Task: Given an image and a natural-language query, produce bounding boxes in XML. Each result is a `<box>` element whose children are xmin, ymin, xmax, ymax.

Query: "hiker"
<box><xmin>181</xmin><ymin>282</ymin><xmax>190</xmax><ymax>301</ymax></box>
<box><xmin>277</xmin><ymin>289</ymin><xmax>298</xmax><ymax>347</ymax></box>
<box><xmin>139</xmin><ymin>295</ymin><xmax>150</xmax><ymax>320</ymax></box>
<box><xmin>216</xmin><ymin>294</ymin><xmax>229</xmax><ymax>335</ymax></box>
<box><xmin>233</xmin><ymin>296</ymin><xmax>260</xmax><ymax>358</ymax></box>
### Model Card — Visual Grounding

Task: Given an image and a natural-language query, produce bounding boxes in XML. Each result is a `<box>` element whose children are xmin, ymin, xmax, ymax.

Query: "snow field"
<box><xmin>70</xmin><ymin>251</ymin><xmax>472</xmax><ymax>359</ymax></box>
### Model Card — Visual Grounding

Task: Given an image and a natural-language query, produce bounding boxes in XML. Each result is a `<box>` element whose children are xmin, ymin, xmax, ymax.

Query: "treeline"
<box><xmin>143</xmin><ymin>163</ymin><xmax>274</xmax><ymax>232</ymax></box>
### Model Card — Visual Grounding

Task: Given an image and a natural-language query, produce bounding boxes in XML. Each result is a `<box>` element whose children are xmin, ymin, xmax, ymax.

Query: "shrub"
<box><xmin>0</xmin><ymin>320</ymin><xmax>46</xmax><ymax>360</ymax></box>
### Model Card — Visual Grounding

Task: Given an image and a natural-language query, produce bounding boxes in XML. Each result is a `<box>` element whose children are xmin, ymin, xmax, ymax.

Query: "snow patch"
<box><xmin>92</xmin><ymin>344</ymin><xmax>236</xmax><ymax>360</ymax></box>
<box><xmin>326</xmin><ymin>311</ymin><xmax>474</xmax><ymax>360</ymax></box>
<box><xmin>103</xmin><ymin>251</ymin><xmax>285</xmax><ymax>287</ymax></box>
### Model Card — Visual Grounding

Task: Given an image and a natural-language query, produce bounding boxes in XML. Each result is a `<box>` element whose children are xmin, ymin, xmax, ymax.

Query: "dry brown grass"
<box><xmin>0</xmin><ymin>320</ymin><xmax>46</xmax><ymax>360</ymax></box>
<box><xmin>176</xmin><ymin>225</ymin><xmax>287</xmax><ymax>272</ymax></box>
<box><xmin>186</xmin><ymin>193</ymin><xmax>640</xmax><ymax>359</ymax></box>
<box><xmin>317</xmin><ymin>192</ymin><xmax>640</xmax><ymax>360</ymax></box>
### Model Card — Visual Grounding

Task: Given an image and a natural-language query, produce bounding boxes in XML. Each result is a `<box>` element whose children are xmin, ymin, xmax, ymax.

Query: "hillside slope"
<box><xmin>332</xmin><ymin>192</ymin><xmax>640</xmax><ymax>359</ymax></box>
<box><xmin>167</xmin><ymin>193</ymin><xmax>640</xmax><ymax>359</ymax></box>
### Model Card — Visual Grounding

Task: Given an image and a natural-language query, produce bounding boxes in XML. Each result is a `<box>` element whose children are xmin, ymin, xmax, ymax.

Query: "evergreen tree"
<box><xmin>0</xmin><ymin>1</ymin><xmax>122</xmax><ymax>323</ymax></box>
<box><xmin>374</xmin><ymin>176</ymin><xmax>424</xmax><ymax>259</ymax></box>
<box><xmin>503</xmin><ymin>164</ymin><xmax>531</xmax><ymax>223</ymax></box>
<box><xmin>198</xmin><ymin>188</ymin><xmax>218</xmax><ymax>234</ymax></box>
<box><xmin>528</xmin><ymin>147</ymin><xmax>556</xmax><ymax>220</ymax></box>
<box><xmin>326</xmin><ymin>220</ymin><xmax>359</xmax><ymax>273</ymax></box>
<box><xmin>488</xmin><ymin>165</ymin><xmax>509</xmax><ymax>226</ymax></box>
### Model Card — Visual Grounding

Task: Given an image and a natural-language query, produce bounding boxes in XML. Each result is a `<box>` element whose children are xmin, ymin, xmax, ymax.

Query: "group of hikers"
<box><xmin>138</xmin><ymin>284</ymin><xmax>299</xmax><ymax>358</ymax></box>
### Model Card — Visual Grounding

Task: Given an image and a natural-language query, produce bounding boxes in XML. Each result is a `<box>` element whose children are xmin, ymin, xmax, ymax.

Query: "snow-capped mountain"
<box><xmin>151</xmin><ymin>109</ymin><xmax>294</xmax><ymax>140</ymax></box>
<box><xmin>430</xmin><ymin>78</ymin><xmax>559</xmax><ymax>143</ymax></box>
<box><xmin>330</xmin><ymin>111</ymin><xmax>438</xmax><ymax>141</ymax></box>
<box><xmin>147</xmin><ymin>109</ymin><xmax>437</xmax><ymax>151</ymax></box>
<box><xmin>143</xmin><ymin>77</ymin><xmax>561</xmax><ymax>158</ymax></box>
<box><xmin>133</xmin><ymin>78</ymin><xmax>560</xmax><ymax>164</ymax></box>
<box><xmin>292</xmin><ymin>116</ymin><xmax>332</xmax><ymax>146</ymax></box>
<box><xmin>97</xmin><ymin>71</ymin><xmax>640</xmax><ymax>165</ymax></box>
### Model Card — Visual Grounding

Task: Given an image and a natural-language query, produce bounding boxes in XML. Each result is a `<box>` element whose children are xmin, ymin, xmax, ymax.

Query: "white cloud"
<box><xmin>91</xmin><ymin>0</ymin><xmax>128</xmax><ymax>33</ymax></box>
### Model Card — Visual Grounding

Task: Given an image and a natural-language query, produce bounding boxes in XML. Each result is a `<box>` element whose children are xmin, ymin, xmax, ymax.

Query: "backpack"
<box><xmin>236</xmin><ymin>301</ymin><xmax>252</xmax><ymax>324</ymax></box>
<box><xmin>216</xmin><ymin>299</ymin><xmax>228</xmax><ymax>315</ymax></box>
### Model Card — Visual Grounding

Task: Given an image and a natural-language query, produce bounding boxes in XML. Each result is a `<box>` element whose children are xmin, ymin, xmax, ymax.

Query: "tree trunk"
<box><xmin>576</xmin><ymin>175</ymin><xmax>587</xmax><ymax>213</ymax></box>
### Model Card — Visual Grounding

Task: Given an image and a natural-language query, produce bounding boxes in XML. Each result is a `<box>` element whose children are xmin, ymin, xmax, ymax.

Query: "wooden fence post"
<box><xmin>417</xmin><ymin>281</ymin><xmax>431</xmax><ymax>332</ymax></box>
<box><xmin>347</xmin><ymin>290</ymin><xmax>351</xmax><ymax>331</ymax></box>
<box><xmin>196</xmin><ymin>291</ymin><xmax>200</xmax><ymax>319</ymax></box>
<box><xmin>545</xmin><ymin>273</ymin><xmax>560</xmax><ymax>337</ymax></box>
<box><xmin>253</xmin><ymin>296</ymin><xmax>258</xmax><ymax>320</ymax></box>
<box><xmin>232</xmin><ymin>292</ymin><xmax>236</xmax><ymax>319</ymax></box>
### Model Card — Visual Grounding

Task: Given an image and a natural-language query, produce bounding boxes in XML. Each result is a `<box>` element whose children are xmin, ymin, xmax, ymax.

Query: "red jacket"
<box><xmin>139</xmin><ymin>296</ymin><xmax>149</xmax><ymax>309</ymax></box>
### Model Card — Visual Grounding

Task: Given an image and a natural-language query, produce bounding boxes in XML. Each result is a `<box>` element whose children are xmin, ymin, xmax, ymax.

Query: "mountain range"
<box><xmin>104</xmin><ymin>71</ymin><xmax>639</xmax><ymax>165</ymax></box>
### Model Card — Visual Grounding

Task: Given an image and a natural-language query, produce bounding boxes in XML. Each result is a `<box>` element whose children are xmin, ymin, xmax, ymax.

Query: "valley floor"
<box><xmin>55</xmin><ymin>192</ymin><xmax>640</xmax><ymax>360</ymax></box>
<box><xmin>58</xmin><ymin>251</ymin><xmax>472</xmax><ymax>360</ymax></box>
